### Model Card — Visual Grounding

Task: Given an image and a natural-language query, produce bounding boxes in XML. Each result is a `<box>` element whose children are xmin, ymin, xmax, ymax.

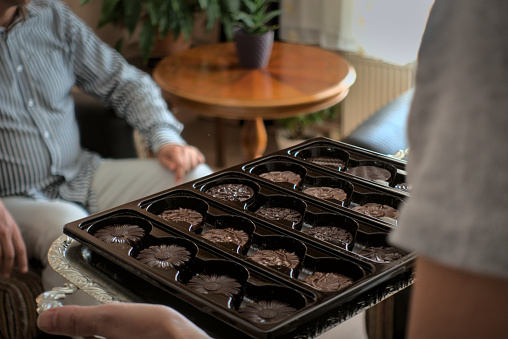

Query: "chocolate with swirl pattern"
<box><xmin>259</xmin><ymin>171</ymin><xmax>301</xmax><ymax>185</ymax></box>
<box><xmin>303</xmin><ymin>186</ymin><xmax>347</xmax><ymax>201</ymax></box>
<box><xmin>352</xmin><ymin>203</ymin><xmax>399</xmax><ymax>219</ymax></box>
<box><xmin>240</xmin><ymin>300</ymin><xmax>297</xmax><ymax>323</ymax></box>
<box><xmin>205</xmin><ymin>184</ymin><xmax>254</xmax><ymax>202</ymax></box>
<box><xmin>303</xmin><ymin>226</ymin><xmax>353</xmax><ymax>246</ymax></box>
<box><xmin>94</xmin><ymin>224</ymin><xmax>145</xmax><ymax>246</ymax></box>
<box><xmin>302</xmin><ymin>272</ymin><xmax>354</xmax><ymax>292</ymax></box>
<box><xmin>249</xmin><ymin>249</ymin><xmax>299</xmax><ymax>269</ymax></box>
<box><xmin>255</xmin><ymin>207</ymin><xmax>302</xmax><ymax>223</ymax></box>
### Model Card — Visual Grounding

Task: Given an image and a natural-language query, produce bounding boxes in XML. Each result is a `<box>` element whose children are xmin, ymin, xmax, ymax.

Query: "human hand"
<box><xmin>157</xmin><ymin>144</ymin><xmax>205</xmax><ymax>185</ymax></box>
<box><xmin>37</xmin><ymin>303</ymin><xmax>211</xmax><ymax>339</ymax></box>
<box><xmin>0</xmin><ymin>199</ymin><xmax>28</xmax><ymax>277</ymax></box>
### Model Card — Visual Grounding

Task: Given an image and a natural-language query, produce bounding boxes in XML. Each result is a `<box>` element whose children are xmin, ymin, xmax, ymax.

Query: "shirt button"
<box><xmin>16</xmin><ymin>65</ymin><xmax>23</xmax><ymax>72</ymax></box>
<box><xmin>43</xmin><ymin>131</ymin><xmax>50</xmax><ymax>139</ymax></box>
<box><xmin>27</xmin><ymin>99</ymin><xmax>34</xmax><ymax>107</ymax></box>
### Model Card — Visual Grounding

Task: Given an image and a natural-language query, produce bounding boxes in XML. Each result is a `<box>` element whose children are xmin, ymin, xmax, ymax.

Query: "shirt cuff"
<box><xmin>150</xmin><ymin>128</ymin><xmax>186</xmax><ymax>154</ymax></box>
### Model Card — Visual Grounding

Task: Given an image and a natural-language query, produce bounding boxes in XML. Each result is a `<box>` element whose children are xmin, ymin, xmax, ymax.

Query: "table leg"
<box><xmin>241</xmin><ymin>118</ymin><xmax>267</xmax><ymax>160</ymax></box>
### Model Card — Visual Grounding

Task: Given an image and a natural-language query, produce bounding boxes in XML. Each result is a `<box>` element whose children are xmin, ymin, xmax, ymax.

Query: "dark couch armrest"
<box><xmin>73</xmin><ymin>91</ymin><xmax>138</xmax><ymax>159</ymax></box>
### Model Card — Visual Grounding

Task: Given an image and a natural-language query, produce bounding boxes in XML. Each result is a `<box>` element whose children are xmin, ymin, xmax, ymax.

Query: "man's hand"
<box><xmin>38</xmin><ymin>303</ymin><xmax>211</xmax><ymax>339</ymax></box>
<box><xmin>157</xmin><ymin>144</ymin><xmax>205</xmax><ymax>185</ymax></box>
<box><xmin>0</xmin><ymin>199</ymin><xmax>28</xmax><ymax>277</ymax></box>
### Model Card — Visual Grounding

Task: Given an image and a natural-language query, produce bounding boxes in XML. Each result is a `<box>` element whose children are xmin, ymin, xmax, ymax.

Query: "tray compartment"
<box><xmin>249</xmin><ymin>161</ymin><xmax>307</xmax><ymax>189</ymax></box>
<box><xmin>200</xmin><ymin>177</ymin><xmax>260</xmax><ymax>206</ymax></box>
<box><xmin>349</xmin><ymin>193</ymin><xmax>404</xmax><ymax>225</ymax></box>
<box><xmin>238</xmin><ymin>284</ymin><xmax>307</xmax><ymax>324</ymax></box>
<box><xmin>344</xmin><ymin>160</ymin><xmax>398</xmax><ymax>186</ymax></box>
<box><xmin>247</xmin><ymin>235</ymin><xmax>307</xmax><ymax>279</ymax></box>
<box><xmin>301</xmin><ymin>213</ymin><xmax>358</xmax><ymax>251</ymax></box>
<box><xmin>352</xmin><ymin>232</ymin><xmax>408</xmax><ymax>264</ymax></box>
<box><xmin>294</xmin><ymin>145</ymin><xmax>350</xmax><ymax>170</ymax></box>
<box><xmin>178</xmin><ymin>259</ymin><xmax>250</xmax><ymax>309</ymax></box>
<box><xmin>130</xmin><ymin>236</ymin><xmax>199</xmax><ymax>274</ymax></box>
<box><xmin>301</xmin><ymin>176</ymin><xmax>354</xmax><ymax>207</ymax></box>
<box><xmin>200</xmin><ymin>215</ymin><xmax>256</xmax><ymax>255</ymax></box>
<box><xmin>249</xmin><ymin>195</ymin><xmax>307</xmax><ymax>230</ymax></box>
<box><xmin>299</xmin><ymin>257</ymin><xmax>365</xmax><ymax>293</ymax></box>
<box><xmin>87</xmin><ymin>214</ymin><xmax>153</xmax><ymax>248</ymax></box>
<box><xmin>146</xmin><ymin>195</ymin><xmax>209</xmax><ymax>232</ymax></box>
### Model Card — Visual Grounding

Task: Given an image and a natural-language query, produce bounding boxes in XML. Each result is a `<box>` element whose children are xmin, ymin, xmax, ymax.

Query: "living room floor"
<box><xmin>181</xmin><ymin>116</ymin><xmax>281</xmax><ymax>172</ymax></box>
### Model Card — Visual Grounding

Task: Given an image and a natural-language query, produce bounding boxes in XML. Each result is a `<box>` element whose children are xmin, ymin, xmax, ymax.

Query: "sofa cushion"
<box><xmin>341</xmin><ymin>88</ymin><xmax>414</xmax><ymax>156</ymax></box>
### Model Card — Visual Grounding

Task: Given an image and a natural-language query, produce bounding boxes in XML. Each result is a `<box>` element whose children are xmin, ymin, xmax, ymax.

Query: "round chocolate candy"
<box><xmin>94</xmin><ymin>224</ymin><xmax>145</xmax><ymax>245</ymax></box>
<box><xmin>249</xmin><ymin>249</ymin><xmax>299</xmax><ymax>269</ymax></box>
<box><xmin>352</xmin><ymin>203</ymin><xmax>399</xmax><ymax>219</ymax></box>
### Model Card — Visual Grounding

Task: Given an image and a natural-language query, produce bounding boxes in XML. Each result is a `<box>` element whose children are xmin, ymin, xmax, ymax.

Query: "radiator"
<box><xmin>334</xmin><ymin>52</ymin><xmax>416</xmax><ymax>138</ymax></box>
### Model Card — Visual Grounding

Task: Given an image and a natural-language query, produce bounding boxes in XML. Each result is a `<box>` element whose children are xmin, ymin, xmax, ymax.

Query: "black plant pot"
<box><xmin>234</xmin><ymin>29</ymin><xmax>274</xmax><ymax>69</ymax></box>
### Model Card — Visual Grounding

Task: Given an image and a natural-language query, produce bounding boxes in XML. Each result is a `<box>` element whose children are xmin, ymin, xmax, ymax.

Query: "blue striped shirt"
<box><xmin>0</xmin><ymin>0</ymin><xmax>185</xmax><ymax>211</ymax></box>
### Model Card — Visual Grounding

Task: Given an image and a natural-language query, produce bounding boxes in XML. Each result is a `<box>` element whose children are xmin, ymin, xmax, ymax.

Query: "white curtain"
<box><xmin>279</xmin><ymin>0</ymin><xmax>434</xmax><ymax>65</ymax></box>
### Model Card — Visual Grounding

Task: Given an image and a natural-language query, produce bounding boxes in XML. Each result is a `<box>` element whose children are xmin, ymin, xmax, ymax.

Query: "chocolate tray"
<box><xmin>64</xmin><ymin>137</ymin><xmax>414</xmax><ymax>339</ymax></box>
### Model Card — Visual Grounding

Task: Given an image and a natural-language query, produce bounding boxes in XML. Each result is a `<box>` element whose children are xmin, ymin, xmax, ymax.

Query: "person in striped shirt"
<box><xmin>0</xmin><ymin>0</ymin><xmax>213</xmax><ymax>304</ymax></box>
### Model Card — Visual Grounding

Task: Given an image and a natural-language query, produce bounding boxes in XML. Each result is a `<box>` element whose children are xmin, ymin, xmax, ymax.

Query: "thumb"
<box><xmin>38</xmin><ymin>306</ymin><xmax>99</xmax><ymax>338</ymax></box>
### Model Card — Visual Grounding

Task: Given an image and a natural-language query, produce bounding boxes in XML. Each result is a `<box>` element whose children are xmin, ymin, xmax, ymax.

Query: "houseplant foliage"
<box><xmin>80</xmin><ymin>0</ymin><xmax>241</xmax><ymax>63</ymax></box>
<box><xmin>277</xmin><ymin>104</ymin><xmax>341</xmax><ymax>141</ymax></box>
<box><xmin>232</xmin><ymin>0</ymin><xmax>283</xmax><ymax>68</ymax></box>
<box><xmin>233</xmin><ymin>0</ymin><xmax>283</xmax><ymax>35</ymax></box>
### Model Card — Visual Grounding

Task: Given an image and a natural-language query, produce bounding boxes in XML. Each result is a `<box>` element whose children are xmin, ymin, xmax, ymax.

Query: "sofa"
<box><xmin>0</xmin><ymin>91</ymin><xmax>138</xmax><ymax>339</ymax></box>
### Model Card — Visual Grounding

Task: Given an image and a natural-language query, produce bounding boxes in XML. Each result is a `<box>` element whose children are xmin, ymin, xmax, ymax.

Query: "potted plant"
<box><xmin>80</xmin><ymin>0</ymin><xmax>241</xmax><ymax>64</ymax></box>
<box><xmin>275</xmin><ymin>104</ymin><xmax>341</xmax><ymax>149</ymax></box>
<box><xmin>232</xmin><ymin>0</ymin><xmax>284</xmax><ymax>68</ymax></box>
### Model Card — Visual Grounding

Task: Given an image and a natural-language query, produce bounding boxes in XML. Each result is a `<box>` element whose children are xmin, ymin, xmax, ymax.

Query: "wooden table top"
<box><xmin>153</xmin><ymin>42</ymin><xmax>356</xmax><ymax>120</ymax></box>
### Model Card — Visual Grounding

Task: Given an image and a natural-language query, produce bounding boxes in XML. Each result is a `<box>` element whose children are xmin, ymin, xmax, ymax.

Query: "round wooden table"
<box><xmin>153</xmin><ymin>42</ymin><xmax>356</xmax><ymax>162</ymax></box>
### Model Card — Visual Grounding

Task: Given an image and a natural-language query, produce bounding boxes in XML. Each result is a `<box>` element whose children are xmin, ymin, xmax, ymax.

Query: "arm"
<box><xmin>37</xmin><ymin>303</ymin><xmax>211</xmax><ymax>339</ymax></box>
<box><xmin>0</xmin><ymin>199</ymin><xmax>28</xmax><ymax>277</ymax></box>
<box><xmin>407</xmin><ymin>256</ymin><xmax>508</xmax><ymax>339</ymax></box>
<box><xmin>58</xmin><ymin>4</ymin><xmax>205</xmax><ymax>176</ymax></box>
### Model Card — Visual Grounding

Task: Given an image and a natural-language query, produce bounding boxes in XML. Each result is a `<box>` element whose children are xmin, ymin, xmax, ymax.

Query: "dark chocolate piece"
<box><xmin>255</xmin><ymin>207</ymin><xmax>302</xmax><ymax>223</ymax></box>
<box><xmin>302</xmin><ymin>272</ymin><xmax>354</xmax><ymax>292</ymax></box>
<box><xmin>240</xmin><ymin>300</ymin><xmax>297</xmax><ymax>323</ymax></box>
<box><xmin>303</xmin><ymin>186</ymin><xmax>347</xmax><ymax>201</ymax></box>
<box><xmin>302</xmin><ymin>226</ymin><xmax>353</xmax><ymax>245</ymax></box>
<box><xmin>308</xmin><ymin>156</ymin><xmax>345</xmax><ymax>168</ymax></box>
<box><xmin>94</xmin><ymin>224</ymin><xmax>145</xmax><ymax>245</ymax></box>
<box><xmin>187</xmin><ymin>274</ymin><xmax>241</xmax><ymax>297</ymax></box>
<box><xmin>259</xmin><ymin>171</ymin><xmax>301</xmax><ymax>185</ymax></box>
<box><xmin>158</xmin><ymin>207</ymin><xmax>203</xmax><ymax>225</ymax></box>
<box><xmin>249</xmin><ymin>249</ymin><xmax>299</xmax><ymax>269</ymax></box>
<box><xmin>352</xmin><ymin>203</ymin><xmax>400</xmax><ymax>219</ymax></box>
<box><xmin>358</xmin><ymin>246</ymin><xmax>405</xmax><ymax>263</ymax></box>
<box><xmin>202</xmin><ymin>228</ymin><xmax>249</xmax><ymax>248</ymax></box>
<box><xmin>205</xmin><ymin>184</ymin><xmax>254</xmax><ymax>202</ymax></box>
<box><xmin>137</xmin><ymin>244</ymin><xmax>191</xmax><ymax>269</ymax></box>
<box><xmin>345</xmin><ymin>166</ymin><xmax>391</xmax><ymax>181</ymax></box>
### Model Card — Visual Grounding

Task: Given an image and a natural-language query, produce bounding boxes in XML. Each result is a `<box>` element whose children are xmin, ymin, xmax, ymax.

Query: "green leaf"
<box><xmin>146</xmin><ymin>0</ymin><xmax>160</xmax><ymax>27</ymax></box>
<box><xmin>98</xmin><ymin>0</ymin><xmax>120</xmax><ymax>27</ymax></box>
<box><xmin>114</xmin><ymin>36</ymin><xmax>124</xmax><ymax>54</ymax></box>
<box><xmin>123</xmin><ymin>1</ymin><xmax>142</xmax><ymax>35</ymax></box>
<box><xmin>140</xmin><ymin>19</ymin><xmax>155</xmax><ymax>64</ymax></box>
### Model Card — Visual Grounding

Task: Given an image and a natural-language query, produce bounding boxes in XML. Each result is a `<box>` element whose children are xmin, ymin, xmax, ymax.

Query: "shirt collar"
<box><xmin>5</xmin><ymin>3</ymin><xmax>43</xmax><ymax>32</ymax></box>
